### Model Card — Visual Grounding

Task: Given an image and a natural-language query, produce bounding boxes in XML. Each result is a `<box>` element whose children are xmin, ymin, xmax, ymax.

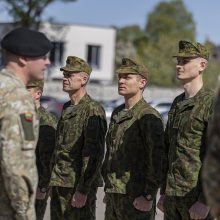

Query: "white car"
<box><xmin>148</xmin><ymin>99</ymin><xmax>172</xmax><ymax>114</ymax></box>
<box><xmin>148</xmin><ymin>99</ymin><xmax>173</xmax><ymax>125</ymax></box>
<box><xmin>103</xmin><ymin>98</ymin><xmax>172</xmax><ymax>120</ymax></box>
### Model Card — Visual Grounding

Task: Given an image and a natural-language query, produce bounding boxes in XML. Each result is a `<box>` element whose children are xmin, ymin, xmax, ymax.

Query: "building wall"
<box><xmin>0</xmin><ymin>22</ymin><xmax>116</xmax><ymax>81</ymax></box>
<box><xmin>41</xmin><ymin>23</ymin><xmax>116</xmax><ymax>81</ymax></box>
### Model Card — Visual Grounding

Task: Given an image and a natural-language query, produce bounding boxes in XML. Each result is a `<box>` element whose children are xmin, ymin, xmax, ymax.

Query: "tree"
<box><xmin>1</xmin><ymin>0</ymin><xmax>77</xmax><ymax>30</ymax></box>
<box><xmin>202</xmin><ymin>41</ymin><xmax>220</xmax><ymax>89</ymax></box>
<box><xmin>146</xmin><ymin>0</ymin><xmax>195</xmax><ymax>42</ymax></box>
<box><xmin>115</xmin><ymin>26</ymin><xmax>144</xmax><ymax>69</ymax></box>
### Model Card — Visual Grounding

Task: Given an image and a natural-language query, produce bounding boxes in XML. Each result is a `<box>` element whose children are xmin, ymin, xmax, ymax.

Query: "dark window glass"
<box><xmin>50</xmin><ymin>42</ymin><xmax>64</xmax><ymax>65</ymax></box>
<box><xmin>87</xmin><ymin>45</ymin><xmax>101</xmax><ymax>69</ymax></box>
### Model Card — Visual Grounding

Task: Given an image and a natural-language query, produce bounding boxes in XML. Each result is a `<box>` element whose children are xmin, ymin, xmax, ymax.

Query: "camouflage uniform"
<box><xmin>35</xmin><ymin>106</ymin><xmax>57</xmax><ymax>220</ymax></box>
<box><xmin>0</xmin><ymin>69</ymin><xmax>39</xmax><ymax>220</ymax></box>
<box><xmin>161</xmin><ymin>40</ymin><xmax>215</xmax><ymax>220</ymax></box>
<box><xmin>203</xmin><ymin>89</ymin><xmax>220</xmax><ymax>219</ymax></box>
<box><xmin>50</xmin><ymin>56</ymin><xmax>107</xmax><ymax>220</ymax></box>
<box><xmin>102</xmin><ymin>58</ymin><xmax>164</xmax><ymax>220</ymax></box>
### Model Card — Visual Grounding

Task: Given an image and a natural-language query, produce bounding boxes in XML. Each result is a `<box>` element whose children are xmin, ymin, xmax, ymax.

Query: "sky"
<box><xmin>0</xmin><ymin>0</ymin><xmax>220</xmax><ymax>44</ymax></box>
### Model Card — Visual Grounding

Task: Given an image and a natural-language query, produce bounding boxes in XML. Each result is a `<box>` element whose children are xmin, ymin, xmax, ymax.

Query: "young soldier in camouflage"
<box><xmin>27</xmin><ymin>80</ymin><xmax>57</xmax><ymax>220</ymax></box>
<box><xmin>50</xmin><ymin>56</ymin><xmax>107</xmax><ymax>220</ymax></box>
<box><xmin>102</xmin><ymin>58</ymin><xmax>164</xmax><ymax>220</ymax></box>
<box><xmin>157</xmin><ymin>40</ymin><xmax>215</xmax><ymax>220</ymax></box>
<box><xmin>203</xmin><ymin>89</ymin><xmax>220</xmax><ymax>219</ymax></box>
<box><xmin>0</xmin><ymin>28</ymin><xmax>51</xmax><ymax>220</ymax></box>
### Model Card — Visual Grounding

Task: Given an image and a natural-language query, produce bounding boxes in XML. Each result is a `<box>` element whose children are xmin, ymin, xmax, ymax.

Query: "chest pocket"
<box><xmin>189</xmin><ymin>109</ymin><xmax>205</xmax><ymax>135</ymax></box>
<box><xmin>59</xmin><ymin>112</ymin><xmax>81</xmax><ymax>145</ymax></box>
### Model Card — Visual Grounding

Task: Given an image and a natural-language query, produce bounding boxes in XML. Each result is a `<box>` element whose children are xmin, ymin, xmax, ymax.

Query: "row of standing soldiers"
<box><xmin>0</xmin><ymin>27</ymin><xmax>220</xmax><ymax>220</ymax></box>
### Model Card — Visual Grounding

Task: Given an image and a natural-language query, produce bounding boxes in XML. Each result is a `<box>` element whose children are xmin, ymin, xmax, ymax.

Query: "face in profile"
<box><xmin>62</xmin><ymin>71</ymin><xmax>87</xmax><ymax>93</ymax></box>
<box><xmin>118</xmin><ymin>73</ymin><xmax>146</xmax><ymax>97</ymax></box>
<box><xmin>26</xmin><ymin>55</ymin><xmax>50</xmax><ymax>81</ymax></box>
<box><xmin>26</xmin><ymin>87</ymin><xmax>42</xmax><ymax>101</ymax></box>
<box><xmin>175</xmin><ymin>57</ymin><xmax>207</xmax><ymax>82</ymax></box>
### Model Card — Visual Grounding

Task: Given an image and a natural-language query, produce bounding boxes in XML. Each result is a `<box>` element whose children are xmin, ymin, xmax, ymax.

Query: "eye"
<box><xmin>177</xmin><ymin>59</ymin><xmax>190</xmax><ymax>65</ymax></box>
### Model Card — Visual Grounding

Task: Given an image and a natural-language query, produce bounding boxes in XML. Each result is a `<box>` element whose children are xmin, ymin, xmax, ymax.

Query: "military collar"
<box><xmin>37</xmin><ymin>105</ymin><xmax>46</xmax><ymax>113</ymax></box>
<box><xmin>70</xmin><ymin>93</ymin><xmax>90</xmax><ymax>106</ymax></box>
<box><xmin>178</xmin><ymin>86</ymin><xmax>206</xmax><ymax>109</ymax></box>
<box><xmin>113</xmin><ymin>98</ymin><xmax>145</xmax><ymax>123</ymax></box>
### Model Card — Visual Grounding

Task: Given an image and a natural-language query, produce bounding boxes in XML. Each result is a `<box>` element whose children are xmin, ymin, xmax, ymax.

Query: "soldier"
<box><xmin>49</xmin><ymin>56</ymin><xmax>107</xmax><ymax>220</ymax></box>
<box><xmin>102</xmin><ymin>58</ymin><xmax>164</xmax><ymax>220</ymax></box>
<box><xmin>26</xmin><ymin>80</ymin><xmax>57</xmax><ymax>220</ymax></box>
<box><xmin>0</xmin><ymin>28</ymin><xmax>51</xmax><ymax>219</ymax></box>
<box><xmin>203</xmin><ymin>89</ymin><xmax>220</xmax><ymax>219</ymax></box>
<box><xmin>157</xmin><ymin>40</ymin><xmax>215</xmax><ymax>220</ymax></box>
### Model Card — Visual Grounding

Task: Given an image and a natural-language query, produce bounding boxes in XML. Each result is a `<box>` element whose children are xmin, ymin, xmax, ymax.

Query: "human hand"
<box><xmin>133</xmin><ymin>196</ymin><xmax>153</xmax><ymax>212</ymax></box>
<box><xmin>189</xmin><ymin>201</ymin><xmax>210</xmax><ymax>219</ymax></box>
<box><xmin>71</xmin><ymin>191</ymin><xmax>87</xmax><ymax>208</ymax></box>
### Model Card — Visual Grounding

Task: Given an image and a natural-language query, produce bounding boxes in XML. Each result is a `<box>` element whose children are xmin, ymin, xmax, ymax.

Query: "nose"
<box><xmin>118</xmin><ymin>77</ymin><xmax>124</xmax><ymax>84</ymax></box>
<box><xmin>176</xmin><ymin>64</ymin><xmax>182</xmax><ymax>71</ymax></box>
<box><xmin>46</xmin><ymin>57</ymin><xmax>51</xmax><ymax>65</ymax></box>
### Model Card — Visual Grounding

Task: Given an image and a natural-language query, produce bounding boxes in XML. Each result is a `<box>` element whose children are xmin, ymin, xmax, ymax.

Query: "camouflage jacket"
<box><xmin>102</xmin><ymin>98</ymin><xmax>164</xmax><ymax>197</ymax></box>
<box><xmin>36</xmin><ymin>106</ymin><xmax>57</xmax><ymax>189</ymax></box>
<box><xmin>161</xmin><ymin>87</ymin><xmax>214</xmax><ymax>203</ymax></box>
<box><xmin>0</xmin><ymin>69</ymin><xmax>39</xmax><ymax>219</ymax></box>
<box><xmin>50</xmin><ymin>94</ymin><xmax>107</xmax><ymax>194</ymax></box>
<box><xmin>203</xmin><ymin>89</ymin><xmax>220</xmax><ymax>218</ymax></box>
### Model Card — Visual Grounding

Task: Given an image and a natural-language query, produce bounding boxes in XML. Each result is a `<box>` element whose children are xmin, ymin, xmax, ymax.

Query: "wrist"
<box><xmin>39</xmin><ymin>187</ymin><xmax>48</xmax><ymax>193</ymax></box>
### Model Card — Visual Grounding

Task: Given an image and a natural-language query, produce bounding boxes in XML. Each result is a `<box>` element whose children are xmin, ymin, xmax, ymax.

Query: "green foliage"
<box><xmin>203</xmin><ymin>41</ymin><xmax>220</xmax><ymax>89</ymax></box>
<box><xmin>146</xmin><ymin>0</ymin><xmax>195</xmax><ymax>42</ymax></box>
<box><xmin>1</xmin><ymin>0</ymin><xmax>77</xmax><ymax>29</ymax></box>
<box><xmin>115</xmin><ymin>0</ymin><xmax>220</xmax><ymax>88</ymax></box>
<box><xmin>140</xmin><ymin>35</ymin><xmax>180</xmax><ymax>87</ymax></box>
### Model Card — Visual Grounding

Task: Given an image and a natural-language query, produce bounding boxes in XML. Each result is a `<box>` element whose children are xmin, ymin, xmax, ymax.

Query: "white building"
<box><xmin>0</xmin><ymin>22</ymin><xmax>116</xmax><ymax>82</ymax></box>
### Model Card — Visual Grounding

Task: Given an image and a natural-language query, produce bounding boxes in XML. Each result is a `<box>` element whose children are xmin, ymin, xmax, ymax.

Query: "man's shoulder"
<box><xmin>138</xmin><ymin>100</ymin><xmax>162</xmax><ymax>119</ymax></box>
<box><xmin>85</xmin><ymin>96</ymin><xmax>105</xmax><ymax>115</ymax></box>
<box><xmin>200</xmin><ymin>88</ymin><xmax>215</xmax><ymax>102</ymax></box>
<box><xmin>0</xmin><ymin>71</ymin><xmax>34</xmax><ymax>115</ymax></box>
<box><xmin>38</xmin><ymin>106</ymin><xmax>58</xmax><ymax>127</ymax></box>
<box><xmin>0</xmin><ymin>69</ymin><xmax>23</xmax><ymax>93</ymax></box>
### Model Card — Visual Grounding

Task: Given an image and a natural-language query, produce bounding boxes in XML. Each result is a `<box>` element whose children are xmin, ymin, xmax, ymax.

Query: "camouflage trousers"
<box><xmin>164</xmin><ymin>195</ymin><xmax>214</xmax><ymax>220</ymax></box>
<box><xmin>104</xmin><ymin>193</ymin><xmax>156</xmax><ymax>220</ymax></box>
<box><xmin>35</xmin><ymin>191</ymin><xmax>50</xmax><ymax>220</ymax></box>
<box><xmin>50</xmin><ymin>186</ymin><xmax>97</xmax><ymax>220</ymax></box>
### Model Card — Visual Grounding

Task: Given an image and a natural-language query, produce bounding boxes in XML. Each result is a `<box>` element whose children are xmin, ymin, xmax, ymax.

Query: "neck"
<box><xmin>124</xmin><ymin>92</ymin><xmax>143</xmax><ymax>109</ymax></box>
<box><xmin>5</xmin><ymin>62</ymin><xmax>28</xmax><ymax>85</ymax></box>
<box><xmin>69</xmin><ymin>88</ymin><xmax>87</xmax><ymax>105</ymax></box>
<box><xmin>182</xmin><ymin>76</ymin><xmax>203</xmax><ymax>99</ymax></box>
<box><xmin>35</xmin><ymin>100</ymin><xmax>41</xmax><ymax>109</ymax></box>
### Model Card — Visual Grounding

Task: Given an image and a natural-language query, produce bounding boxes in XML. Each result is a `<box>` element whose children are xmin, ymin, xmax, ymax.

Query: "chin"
<box><xmin>63</xmin><ymin>87</ymin><xmax>68</xmax><ymax>92</ymax></box>
<box><xmin>118</xmin><ymin>91</ymin><xmax>126</xmax><ymax>96</ymax></box>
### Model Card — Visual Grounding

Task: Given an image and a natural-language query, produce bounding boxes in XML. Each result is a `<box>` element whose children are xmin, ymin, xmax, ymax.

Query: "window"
<box><xmin>87</xmin><ymin>45</ymin><xmax>101</xmax><ymax>69</ymax></box>
<box><xmin>50</xmin><ymin>42</ymin><xmax>64</xmax><ymax>66</ymax></box>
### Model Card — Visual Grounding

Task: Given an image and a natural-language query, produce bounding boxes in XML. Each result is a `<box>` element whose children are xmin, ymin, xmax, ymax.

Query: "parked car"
<box><xmin>102</xmin><ymin>97</ymin><xmax>172</xmax><ymax>125</ymax></box>
<box><xmin>148</xmin><ymin>99</ymin><xmax>172</xmax><ymax>126</ymax></box>
<box><xmin>40</xmin><ymin>96</ymin><xmax>66</xmax><ymax>119</ymax></box>
<box><xmin>101</xmin><ymin>97</ymin><xmax>124</xmax><ymax>119</ymax></box>
<box><xmin>148</xmin><ymin>99</ymin><xmax>172</xmax><ymax>114</ymax></box>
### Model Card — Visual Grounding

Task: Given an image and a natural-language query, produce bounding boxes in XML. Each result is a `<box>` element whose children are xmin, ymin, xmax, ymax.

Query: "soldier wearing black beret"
<box><xmin>1</xmin><ymin>27</ymin><xmax>52</xmax><ymax>57</ymax></box>
<box><xmin>0</xmin><ymin>27</ymin><xmax>52</xmax><ymax>220</ymax></box>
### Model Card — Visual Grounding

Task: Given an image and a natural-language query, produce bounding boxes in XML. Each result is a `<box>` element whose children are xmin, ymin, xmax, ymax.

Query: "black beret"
<box><xmin>1</xmin><ymin>27</ymin><xmax>52</xmax><ymax>57</ymax></box>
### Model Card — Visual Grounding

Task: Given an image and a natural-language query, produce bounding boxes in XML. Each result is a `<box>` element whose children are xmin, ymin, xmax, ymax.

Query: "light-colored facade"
<box><xmin>0</xmin><ymin>22</ymin><xmax>116</xmax><ymax>81</ymax></box>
